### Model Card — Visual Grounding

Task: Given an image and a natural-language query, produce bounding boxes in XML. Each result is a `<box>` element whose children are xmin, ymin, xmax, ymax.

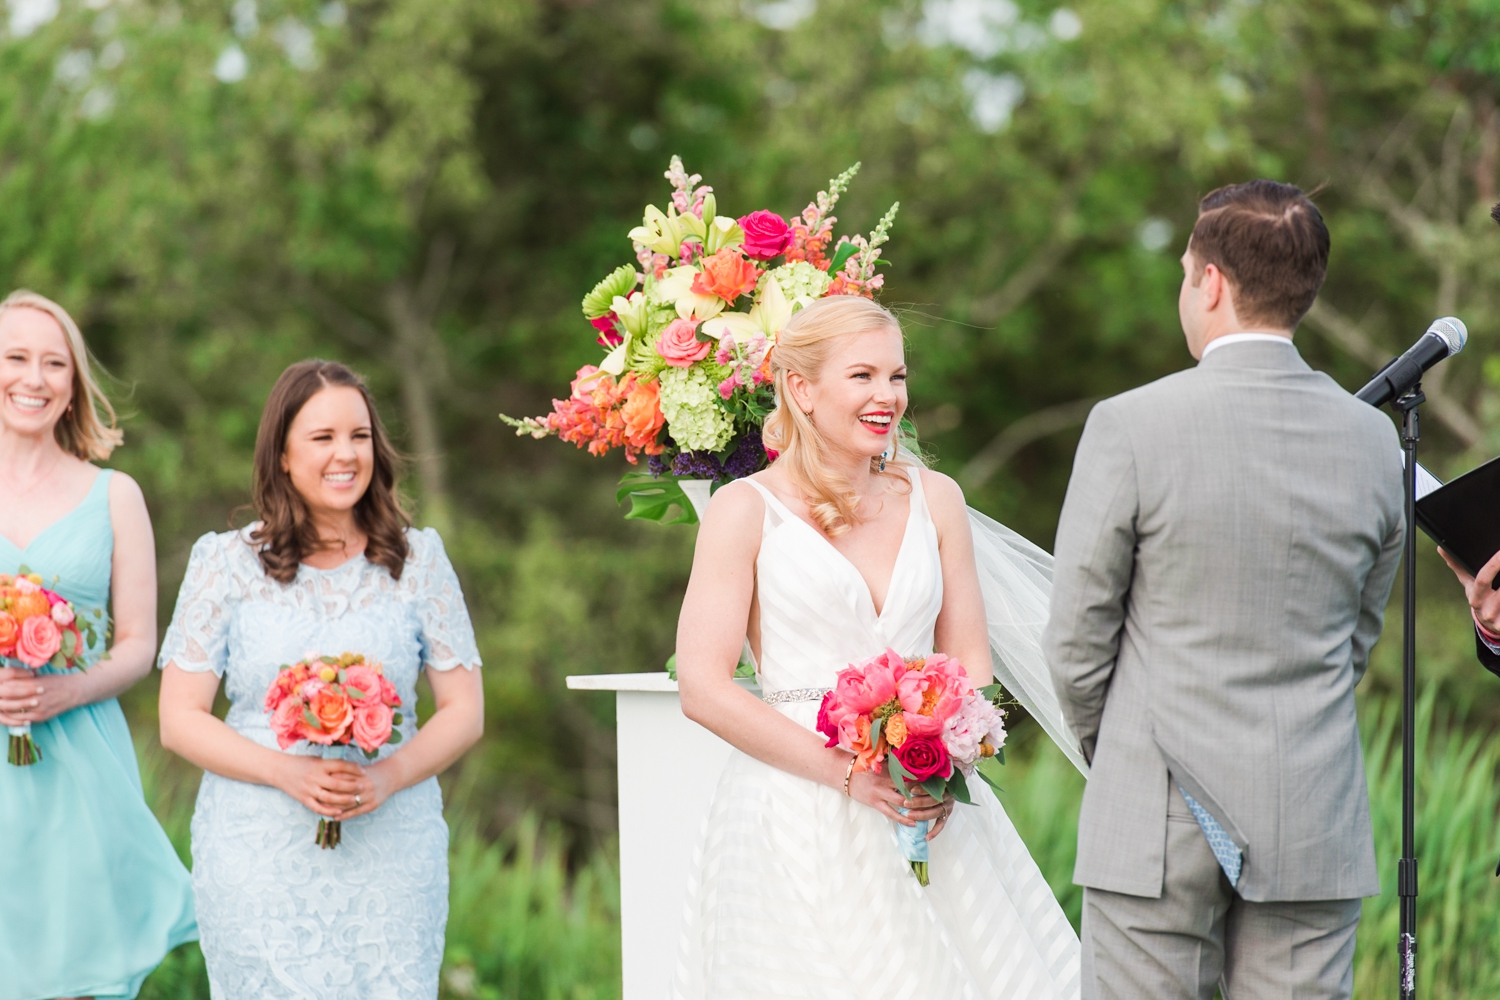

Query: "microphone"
<box><xmin>1355</xmin><ymin>317</ymin><xmax>1468</xmax><ymax>409</ymax></box>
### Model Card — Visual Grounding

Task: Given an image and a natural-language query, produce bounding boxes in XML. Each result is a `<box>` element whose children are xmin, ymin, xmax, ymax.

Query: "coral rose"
<box><xmin>737</xmin><ymin>210</ymin><xmax>794</xmax><ymax>260</ymax></box>
<box><xmin>691</xmin><ymin>248</ymin><xmax>760</xmax><ymax>302</ymax></box>
<box><xmin>351</xmin><ymin>702</ymin><xmax>395</xmax><ymax>753</ymax></box>
<box><xmin>0</xmin><ymin>611</ymin><xmax>16</xmax><ymax>657</ymax></box>
<box><xmin>893</xmin><ymin>734</ymin><xmax>951</xmax><ymax>782</ymax></box>
<box><xmin>270</xmin><ymin>698</ymin><xmax>306</xmax><ymax>749</ymax></box>
<box><xmin>655</xmin><ymin>318</ymin><xmax>711</xmax><ymax>367</ymax></box>
<box><xmin>620</xmin><ymin>378</ymin><xmax>665</xmax><ymax>447</ymax></box>
<box><xmin>307</xmin><ymin>687</ymin><xmax>353</xmax><ymax>744</ymax></box>
<box><xmin>378</xmin><ymin>674</ymin><xmax>400</xmax><ymax>707</ymax></box>
<box><xmin>16</xmin><ymin>614</ymin><xmax>61</xmax><ymax>668</ymax></box>
<box><xmin>343</xmin><ymin>665</ymin><xmax>382</xmax><ymax>703</ymax></box>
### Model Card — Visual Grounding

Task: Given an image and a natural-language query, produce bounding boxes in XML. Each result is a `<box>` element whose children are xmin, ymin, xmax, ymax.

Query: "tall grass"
<box><xmin>135</xmin><ymin>690</ymin><xmax>1500</xmax><ymax>999</ymax></box>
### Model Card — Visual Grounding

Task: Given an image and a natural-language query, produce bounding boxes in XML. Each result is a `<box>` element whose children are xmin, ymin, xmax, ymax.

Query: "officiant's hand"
<box><xmin>1440</xmin><ymin>547</ymin><xmax>1500</xmax><ymax>634</ymax></box>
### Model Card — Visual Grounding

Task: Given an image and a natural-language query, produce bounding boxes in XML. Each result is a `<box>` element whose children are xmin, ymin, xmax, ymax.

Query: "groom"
<box><xmin>1043</xmin><ymin>180</ymin><xmax>1404</xmax><ymax>1000</ymax></box>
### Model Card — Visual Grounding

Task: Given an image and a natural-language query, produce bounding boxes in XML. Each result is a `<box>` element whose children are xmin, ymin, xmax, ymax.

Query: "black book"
<box><xmin>1414</xmin><ymin>457</ymin><xmax>1500</xmax><ymax>576</ymax></box>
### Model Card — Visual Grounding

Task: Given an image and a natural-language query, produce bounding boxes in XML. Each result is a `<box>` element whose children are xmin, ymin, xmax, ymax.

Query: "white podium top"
<box><xmin>565</xmin><ymin>672</ymin><xmax>680</xmax><ymax>692</ymax></box>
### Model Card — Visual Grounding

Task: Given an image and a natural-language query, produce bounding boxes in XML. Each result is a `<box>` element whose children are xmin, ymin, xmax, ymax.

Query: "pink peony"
<box><xmin>15</xmin><ymin>614</ymin><xmax>61</xmax><ymax>668</ymax></box>
<box><xmin>897</xmin><ymin>663</ymin><xmax>965</xmax><ymax>723</ymax></box>
<box><xmin>351</xmin><ymin>702</ymin><xmax>395</xmax><ymax>753</ymax></box>
<box><xmin>737</xmin><ymin>210</ymin><xmax>793</xmax><ymax>260</ymax></box>
<box><xmin>269</xmin><ymin>698</ymin><xmax>306</xmax><ymax>749</ymax></box>
<box><xmin>815</xmin><ymin>691</ymin><xmax>842</xmax><ymax>748</ymax></box>
<box><xmin>893</xmin><ymin>734</ymin><xmax>952</xmax><ymax>782</ymax></box>
<box><xmin>831</xmin><ymin>649</ymin><xmax>907</xmax><ymax>715</ymax></box>
<box><xmin>50</xmin><ymin>602</ymin><xmax>74</xmax><ymax>627</ymax></box>
<box><xmin>943</xmin><ymin>693</ymin><xmax>1005</xmax><ymax>770</ymax></box>
<box><xmin>655</xmin><ymin>318</ymin><xmax>711</xmax><ymax>367</ymax></box>
<box><xmin>343</xmin><ymin>665</ymin><xmax>382</xmax><ymax>702</ymax></box>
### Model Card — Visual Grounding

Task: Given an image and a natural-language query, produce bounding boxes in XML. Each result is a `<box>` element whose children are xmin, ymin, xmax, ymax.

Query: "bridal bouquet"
<box><xmin>501</xmin><ymin>156</ymin><xmax>899</xmax><ymax>524</ymax></box>
<box><xmin>816</xmin><ymin>649</ymin><xmax>1007</xmax><ymax>886</ymax></box>
<box><xmin>265</xmin><ymin>652</ymin><xmax>404</xmax><ymax>849</ymax></box>
<box><xmin>0</xmin><ymin>572</ymin><xmax>95</xmax><ymax>766</ymax></box>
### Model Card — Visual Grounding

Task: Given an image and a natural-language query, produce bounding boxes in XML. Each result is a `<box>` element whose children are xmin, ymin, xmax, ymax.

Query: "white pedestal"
<box><xmin>566</xmin><ymin>671</ymin><xmax>755</xmax><ymax>1000</ymax></box>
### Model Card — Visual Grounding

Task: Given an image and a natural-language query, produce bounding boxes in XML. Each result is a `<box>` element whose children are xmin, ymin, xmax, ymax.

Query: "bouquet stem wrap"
<box><xmin>895</xmin><ymin>807</ymin><xmax>931</xmax><ymax>886</ymax></box>
<box><xmin>7</xmin><ymin>723</ymin><xmax>39</xmax><ymax>766</ymax></box>
<box><xmin>316</xmin><ymin>743</ymin><xmax>347</xmax><ymax>850</ymax></box>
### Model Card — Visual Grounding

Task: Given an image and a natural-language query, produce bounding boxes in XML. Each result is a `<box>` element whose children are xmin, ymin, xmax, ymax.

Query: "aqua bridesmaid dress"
<box><xmin>0</xmin><ymin>469</ymin><xmax>197</xmax><ymax>1000</ymax></box>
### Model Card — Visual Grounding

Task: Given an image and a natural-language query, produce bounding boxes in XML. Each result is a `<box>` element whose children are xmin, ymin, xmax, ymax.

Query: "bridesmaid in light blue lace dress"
<box><xmin>0</xmin><ymin>291</ymin><xmax>196</xmax><ymax>1000</ymax></box>
<box><xmin>157</xmin><ymin>361</ymin><xmax>484</xmax><ymax>999</ymax></box>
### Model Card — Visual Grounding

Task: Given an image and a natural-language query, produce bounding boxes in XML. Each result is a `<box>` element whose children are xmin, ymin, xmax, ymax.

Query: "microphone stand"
<box><xmin>1394</xmin><ymin>384</ymin><xmax>1423</xmax><ymax>1000</ymax></box>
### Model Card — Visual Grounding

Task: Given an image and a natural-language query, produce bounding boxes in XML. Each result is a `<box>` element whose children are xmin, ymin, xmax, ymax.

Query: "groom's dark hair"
<box><xmin>1188</xmin><ymin>180</ymin><xmax>1329</xmax><ymax>330</ymax></box>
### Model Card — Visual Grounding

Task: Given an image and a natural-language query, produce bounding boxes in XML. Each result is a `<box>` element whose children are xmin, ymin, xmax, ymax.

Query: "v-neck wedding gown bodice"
<box><xmin>672</xmin><ymin>468</ymin><xmax>1080</xmax><ymax>1000</ymax></box>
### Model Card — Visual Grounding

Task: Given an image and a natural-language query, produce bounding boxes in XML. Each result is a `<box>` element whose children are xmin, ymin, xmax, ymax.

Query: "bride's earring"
<box><xmin>878</xmin><ymin>446</ymin><xmax>887</xmax><ymax>473</ymax></box>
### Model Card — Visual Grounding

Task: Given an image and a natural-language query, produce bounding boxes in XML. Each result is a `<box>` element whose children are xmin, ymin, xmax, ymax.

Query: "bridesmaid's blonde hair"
<box><xmin>0</xmin><ymin>290</ymin><xmax>122</xmax><ymax>461</ymax></box>
<box><xmin>762</xmin><ymin>295</ymin><xmax>911</xmax><ymax>537</ymax></box>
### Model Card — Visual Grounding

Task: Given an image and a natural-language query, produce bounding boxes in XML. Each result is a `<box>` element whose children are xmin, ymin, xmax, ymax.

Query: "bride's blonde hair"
<box><xmin>763</xmin><ymin>296</ymin><xmax>912</xmax><ymax>537</ymax></box>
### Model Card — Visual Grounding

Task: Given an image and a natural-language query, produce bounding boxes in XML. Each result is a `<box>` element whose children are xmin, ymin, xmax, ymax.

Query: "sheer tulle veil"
<box><xmin>965</xmin><ymin>503</ymin><xmax>1090</xmax><ymax>775</ymax></box>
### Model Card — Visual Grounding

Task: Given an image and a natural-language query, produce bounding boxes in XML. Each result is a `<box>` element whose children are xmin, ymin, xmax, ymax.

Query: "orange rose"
<box><xmin>309</xmin><ymin>687</ymin><xmax>353</xmax><ymax>744</ymax></box>
<box><xmin>620</xmin><ymin>378</ymin><xmax>665</xmax><ymax>449</ymax></box>
<box><xmin>0</xmin><ymin>611</ymin><xmax>16</xmax><ymax>657</ymax></box>
<box><xmin>691</xmin><ymin>248</ymin><xmax>760</xmax><ymax>302</ymax></box>
<box><xmin>885</xmin><ymin>712</ymin><xmax>908</xmax><ymax>748</ymax></box>
<box><xmin>9</xmin><ymin>592</ymin><xmax>49</xmax><ymax>623</ymax></box>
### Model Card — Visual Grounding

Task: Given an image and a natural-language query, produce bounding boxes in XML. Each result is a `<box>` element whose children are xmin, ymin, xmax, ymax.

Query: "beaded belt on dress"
<box><xmin>762</xmin><ymin>687</ymin><xmax>831</xmax><ymax>705</ymax></box>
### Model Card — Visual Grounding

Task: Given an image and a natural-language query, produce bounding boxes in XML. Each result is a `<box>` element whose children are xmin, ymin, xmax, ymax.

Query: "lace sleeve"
<box><xmin>158</xmin><ymin>532</ymin><xmax>238</xmax><ymax>676</ymax></box>
<box><xmin>408</xmin><ymin>528</ymin><xmax>481</xmax><ymax>672</ymax></box>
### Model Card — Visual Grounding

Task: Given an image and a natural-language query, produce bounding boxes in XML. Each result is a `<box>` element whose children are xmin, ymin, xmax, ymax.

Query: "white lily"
<box><xmin>599</xmin><ymin>339</ymin><xmax>629</xmax><ymax>376</ymax></box>
<box><xmin>611</xmin><ymin>292</ymin><xmax>651</xmax><ymax>338</ymax></box>
<box><xmin>704</xmin><ymin>215</ymin><xmax>745</xmax><ymax>255</ymax></box>
<box><xmin>628</xmin><ymin>205</ymin><xmax>688</xmax><ymax>258</ymax></box>
<box><xmin>700</xmin><ymin>277</ymin><xmax>793</xmax><ymax>341</ymax></box>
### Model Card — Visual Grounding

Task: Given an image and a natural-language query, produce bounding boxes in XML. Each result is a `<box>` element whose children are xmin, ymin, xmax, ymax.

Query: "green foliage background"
<box><xmin>7</xmin><ymin>0</ymin><xmax>1500</xmax><ymax>994</ymax></box>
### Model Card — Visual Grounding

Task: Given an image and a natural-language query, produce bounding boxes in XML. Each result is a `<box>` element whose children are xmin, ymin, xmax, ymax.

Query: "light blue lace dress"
<box><xmin>0</xmin><ymin>468</ymin><xmax>198</xmax><ymax>1000</ymax></box>
<box><xmin>158</xmin><ymin>525</ymin><xmax>481</xmax><ymax>999</ymax></box>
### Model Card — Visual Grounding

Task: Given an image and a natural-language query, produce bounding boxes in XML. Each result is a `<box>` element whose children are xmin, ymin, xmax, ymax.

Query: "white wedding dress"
<box><xmin>672</xmin><ymin>467</ymin><xmax>1081</xmax><ymax>999</ymax></box>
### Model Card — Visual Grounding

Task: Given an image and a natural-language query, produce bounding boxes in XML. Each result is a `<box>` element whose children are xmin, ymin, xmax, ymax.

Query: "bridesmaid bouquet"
<box><xmin>264</xmin><ymin>652</ymin><xmax>404</xmax><ymax>849</ymax></box>
<box><xmin>816</xmin><ymin>649</ymin><xmax>1007</xmax><ymax>886</ymax></box>
<box><xmin>0</xmin><ymin>572</ymin><xmax>94</xmax><ymax>766</ymax></box>
<box><xmin>501</xmin><ymin>156</ymin><xmax>900</xmax><ymax>523</ymax></box>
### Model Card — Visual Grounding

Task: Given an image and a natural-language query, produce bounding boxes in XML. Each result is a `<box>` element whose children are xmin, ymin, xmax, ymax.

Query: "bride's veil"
<box><xmin>966</xmin><ymin>506</ymin><xmax>1090</xmax><ymax>776</ymax></box>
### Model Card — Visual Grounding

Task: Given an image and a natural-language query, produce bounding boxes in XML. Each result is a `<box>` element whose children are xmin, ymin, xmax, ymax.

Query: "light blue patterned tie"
<box><xmin>1178</xmin><ymin>785</ymin><xmax>1242</xmax><ymax>887</ymax></box>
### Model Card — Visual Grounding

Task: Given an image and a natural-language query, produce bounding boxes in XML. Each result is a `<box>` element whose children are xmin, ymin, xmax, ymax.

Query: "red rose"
<box><xmin>737</xmin><ymin>210</ymin><xmax>793</xmax><ymax>261</ymax></box>
<box><xmin>892</xmin><ymin>734</ymin><xmax>951</xmax><ymax>783</ymax></box>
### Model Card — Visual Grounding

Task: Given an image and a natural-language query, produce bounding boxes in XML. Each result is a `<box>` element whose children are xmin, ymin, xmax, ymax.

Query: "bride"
<box><xmin>672</xmin><ymin>295</ymin><xmax>1082</xmax><ymax>999</ymax></box>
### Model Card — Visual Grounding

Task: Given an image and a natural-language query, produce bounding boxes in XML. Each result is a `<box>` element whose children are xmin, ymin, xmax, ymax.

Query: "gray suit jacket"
<box><xmin>1043</xmin><ymin>340</ymin><xmax>1404</xmax><ymax>901</ymax></box>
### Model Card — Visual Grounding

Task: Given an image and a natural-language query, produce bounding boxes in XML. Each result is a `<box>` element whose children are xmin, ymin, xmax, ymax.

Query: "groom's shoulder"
<box><xmin>1090</xmin><ymin>367</ymin><xmax>1202</xmax><ymax>422</ymax></box>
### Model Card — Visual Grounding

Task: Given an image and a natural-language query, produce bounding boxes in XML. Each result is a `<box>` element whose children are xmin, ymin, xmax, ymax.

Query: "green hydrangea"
<box><xmin>658</xmin><ymin>365</ymin><xmax>735</xmax><ymax>453</ymax></box>
<box><xmin>762</xmin><ymin>261</ymin><xmax>831</xmax><ymax>303</ymax></box>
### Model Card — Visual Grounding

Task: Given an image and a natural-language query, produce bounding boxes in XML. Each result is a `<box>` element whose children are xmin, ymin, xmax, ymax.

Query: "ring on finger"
<box><xmin>355</xmin><ymin>794</ymin><xmax>362</xmax><ymax>807</ymax></box>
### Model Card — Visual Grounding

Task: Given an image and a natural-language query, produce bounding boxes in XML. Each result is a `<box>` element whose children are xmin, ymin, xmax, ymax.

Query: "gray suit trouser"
<box><xmin>1080</xmin><ymin>785</ymin><xmax>1361</xmax><ymax>1000</ymax></box>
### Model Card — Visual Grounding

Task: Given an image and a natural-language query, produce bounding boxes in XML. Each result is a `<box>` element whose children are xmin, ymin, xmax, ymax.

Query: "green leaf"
<box><xmin>302</xmin><ymin>708</ymin><xmax>320</xmax><ymax>729</ymax></box>
<box><xmin>869</xmin><ymin>716</ymin><xmax>884</xmax><ymax>753</ymax></box>
<box><xmin>387</xmin><ymin>730</ymin><xmax>403</xmax><ymax>745</ymax></box>
<box><xmin>887</xmin><ymin>751</ymin><xmax>912</xmax><ymax>799</ymax></box>
<box><xmin>975</xmin><ymin>755</ymin><xmax>1005</xmax><ymax>794</ymax></box>
<box><xmin>392</xmin><ymin>712</ymin><xmax>404</xmax><ymax>725</ymax></box>
<box><xmin>582</xmin><ymin>264</ymin><xmax>638</xmax><ymax>319</ymax></box>
<box><xmin>665</xmin><ymin>653</ymin><xmax>678</xmax><ymax>680</ymax></box>
<box><xmin>615</xmin><ymin>473</ymin><xmax>699</xmax><ymax>525</ymax></box>
<box><xmin>345</xmin><ymin>686</ymin><xmax>367</xmax><ymax>699</ymax></box>
<box><xmin>921</xmin><ymin>776</ymin><xmax>947</xmax><ymax>801</ymax></box>
<box><xmin>49</xmin><ymin>651</ymin><xmax>66</xmax><ymax>670</ymax></box>
<box><xmin>828</xmin><ymin>240</ymin><xmax>859</xmax><ymax>273</ymax></box>
<box><xmin>60</xmin><ymin>630</ymin><xmax>77</xmax><ymax>658</ymax></box>
<box><xmin>949</xmin><ymin>770</ymin><xmax>972</xmax><ymax>805</ymax></box>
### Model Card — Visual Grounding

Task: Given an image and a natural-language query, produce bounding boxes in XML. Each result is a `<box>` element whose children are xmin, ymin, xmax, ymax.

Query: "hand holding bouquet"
<box><xmin>817</xmin><ymin>649</ymin><xmax>1007</xmax><ymax>886</ymax></box>
<box><xmin>264</xmin><ymin>652</ymin><xmax>404</xmax><ymax>848</ymax></box>
<box><xmin>0</xmin><ymin>572</ymin><xmax>94</xmax><ymax>766</ymax></box>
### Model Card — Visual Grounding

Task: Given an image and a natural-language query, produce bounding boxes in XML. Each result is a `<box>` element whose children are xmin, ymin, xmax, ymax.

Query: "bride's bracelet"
<box><xmin>842</xmin><ymin>755</ymin><xmax>856</xmax><ymax>797</ymax></box>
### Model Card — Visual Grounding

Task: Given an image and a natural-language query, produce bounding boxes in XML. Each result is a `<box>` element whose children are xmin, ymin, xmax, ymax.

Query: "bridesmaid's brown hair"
<box><xmin>250</xmin><ymin>360</ymin><xmax>410</xmax><ymax>584</ymax></box>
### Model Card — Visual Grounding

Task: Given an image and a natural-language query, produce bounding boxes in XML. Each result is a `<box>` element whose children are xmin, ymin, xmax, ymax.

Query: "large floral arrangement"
<box><xmin>816</xmin><ymin>648</ymin><xmax>1007</xmax><ymax>886</ymax></box>
<box><xmin>265</xmin><ymin>651</ymin><xmax>404</xmax><ymax>848</ymax></box>
<box><xmin>502</xmin><ymin>157</ymin><xmax>898</xmax><ymax>522</ymax></box>
<box><xmin>0</xmin><ymin>572</ymin><xmax>99</xmax><ymax>766</ymax></box>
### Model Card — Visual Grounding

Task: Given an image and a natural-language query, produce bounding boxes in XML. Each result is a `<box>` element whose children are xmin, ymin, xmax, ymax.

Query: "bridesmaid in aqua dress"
<box><xmin>0</xmin><ymin>291</ymin><xmax>196</xmax><ymax>1000</ymax></box>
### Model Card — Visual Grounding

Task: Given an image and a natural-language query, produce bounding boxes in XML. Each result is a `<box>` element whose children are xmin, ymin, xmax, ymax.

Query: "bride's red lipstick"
<box><xmin>858</xmin><ymin>410</ymin><xmax>895</xmax><ymax>434</ymax></box>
